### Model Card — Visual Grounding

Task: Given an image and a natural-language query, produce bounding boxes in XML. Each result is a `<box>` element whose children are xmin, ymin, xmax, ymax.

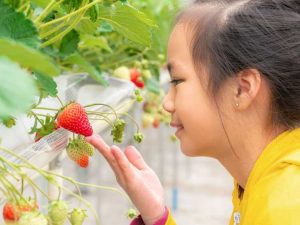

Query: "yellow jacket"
<box><xmin>229</xmin><ymin>127</ymin><xmax>300</xmax><ymax>225</ymax></box>
<box><xmin>162</xmin><ymin>128</ymin><xmax>300</xmax><ymax>225</ymax></box>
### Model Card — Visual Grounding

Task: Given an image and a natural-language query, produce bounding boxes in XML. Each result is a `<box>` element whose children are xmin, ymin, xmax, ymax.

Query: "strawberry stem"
<box><xmin>30</xmin><ymin>111</ymin><xmax>45</xmax><ymax>127</ymax></box>
<box><xmin>56</xmin><ymin>95</ymin><xmax>64</xmax><ymax>107</ymax></box>
<box><xmin>84</xmin><ymin>103</ymin><xmax>118</xmax><ymax>120</ymax></box>
<box><xmin>33</xmin><ymin>107</ymin><xmax>60</xmax><ymax>111</ymax></box>
<box><xmin>87</xmin><ymin>112</ymin><xmax>114</xmax><ymax>127</ymax></box>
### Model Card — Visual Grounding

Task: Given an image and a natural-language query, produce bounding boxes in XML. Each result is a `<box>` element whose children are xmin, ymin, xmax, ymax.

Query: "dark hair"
<box><xmin>176</xmin><ymin>0</ymin><xmax>300</xmax><ymax>128</ymax></box>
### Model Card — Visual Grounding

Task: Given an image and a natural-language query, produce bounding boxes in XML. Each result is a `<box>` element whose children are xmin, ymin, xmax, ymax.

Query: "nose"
<box><xmin>162</xmin><ymin>90</ymin><xmax>175</xmax><ymax>114</ymax></box>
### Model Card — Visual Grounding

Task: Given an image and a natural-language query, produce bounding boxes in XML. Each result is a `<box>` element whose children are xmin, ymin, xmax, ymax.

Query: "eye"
<box><xmin>169</xmin><ymin>79</ymin><xmax>183</xmax><ymax>86</ymax></box>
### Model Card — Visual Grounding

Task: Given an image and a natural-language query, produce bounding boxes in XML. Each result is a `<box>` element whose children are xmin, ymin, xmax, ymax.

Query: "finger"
<box><xmin>111</xmin><ymin>145</ymin><xmax>135</xmax><ymax>181</ymax></box>
<box><xmin>85</xmin><ymin>135</ymin><xmax>123</xmax><ymax>179</ymax></box>
<box><xmin>85</xmin><ymin>134</ymin><xmax>115</xmax><ymax>162</ymax></box>
<box><xmin>85</xmin><ymin>134</ymin><xmax>110</xmax><ymax>152</ymax></box>
<box><xmin>124</xmin><ymin>146</ymin><xmax>148</xmax><ymax>170</ymax></box>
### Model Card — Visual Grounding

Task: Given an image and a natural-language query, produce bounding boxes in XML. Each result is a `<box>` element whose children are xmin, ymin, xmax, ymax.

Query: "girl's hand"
<box><xmin>85</xmin><ymin>134</ymin><xmax>165</xmax><ymax>225</ymax></box>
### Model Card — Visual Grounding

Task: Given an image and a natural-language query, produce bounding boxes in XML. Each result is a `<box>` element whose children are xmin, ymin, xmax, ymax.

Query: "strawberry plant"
<box><xmin>0</xmin><ymin>145</ymin><xmax>133</xmax><ymax>225</ymax></box>
<box><xmin>0</xmin><ymin>0</ymin><xmax>180</xmax><ymax>223</ymax></box>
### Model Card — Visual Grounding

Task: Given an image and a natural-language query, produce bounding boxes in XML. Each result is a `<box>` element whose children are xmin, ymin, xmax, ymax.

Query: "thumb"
<box><xmin>124</xmin><ymin>146</ymin><xmax>148</xmax><ymax>170</ymax></box>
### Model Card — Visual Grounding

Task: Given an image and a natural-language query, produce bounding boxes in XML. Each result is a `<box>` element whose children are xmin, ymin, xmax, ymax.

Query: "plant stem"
<box><xmin>56</xmin><ymin>95</ymin><xmax>64</xmax><ymax>107</ymax></box>
<box><xmin>84</xmin><ymin>103</ymin><xmax>118</xmax><ymax>120</ymax></box>
<box><xmin>30</xmin><ymin>111</ymin><xmax>45</xmax><ymax>127</ymax></box>
<box><xmin>87</xmin><ymin>112</ymin><xmax>114</xmax><ymax>127</ymax></box>
<box><xmin>39</xmin><ymin>0</ymin><xmax>102</xmax><ymax>29</ymax></box>
<box><xmin>41</xmin><ymin>8</ymin><xmax>86</xmax><ymax>48</ymax></box>
<box><xmin>34</xmin><ymin>0</ymin><xmax>57</xmax><ymax>24</ymax></box>
<box><xmin>34</xmin><ymin>107</ymin><xmax>60</xmax><ymax>111</ymax></box>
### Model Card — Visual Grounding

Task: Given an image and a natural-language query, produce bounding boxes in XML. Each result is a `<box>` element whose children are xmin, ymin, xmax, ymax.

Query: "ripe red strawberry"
<box><xmin>3</xmin><ymin>202</ymin><xmax>20</xmax><ymax>221</ymax></box>
<box><xmin>130</xmin><ymin>68</ymin><xmax>144</xmax><ymax>88</ymax></box>
<box><xmin>130</xmin><ymin>68</ymin><xmax>140</xmax><ymax>81</ymax></box>
<box><xmin>152</xmin><ymin>117</ymin><xmax>160</xmax><ymax>128</ymax></box>
<box><xmin>3</xmin><ymin>201</ymin><xmax>38</xmax><ymax>222</ymax></box>
<box><xmin>57</xmin><ymin>103</ymin><xmax>93</xmax><ymax>137</ymax></box>
<box><xmin>76</xmin><ymin>155</ymin><xmax>89</xmax><ymax>168</ymax></box>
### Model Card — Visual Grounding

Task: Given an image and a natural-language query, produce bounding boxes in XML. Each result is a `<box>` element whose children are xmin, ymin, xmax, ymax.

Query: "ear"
<box><xmin>234</xmin><ymin>69</ymin><xmax>262</xmax><ymax>110</ymax></box>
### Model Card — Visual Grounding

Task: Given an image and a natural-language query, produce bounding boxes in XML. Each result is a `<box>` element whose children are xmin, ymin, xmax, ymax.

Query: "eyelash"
<box><xmin>170</xmin><ymin>79</ymin><xmax>183</xmax><ymax>86</ymax></box>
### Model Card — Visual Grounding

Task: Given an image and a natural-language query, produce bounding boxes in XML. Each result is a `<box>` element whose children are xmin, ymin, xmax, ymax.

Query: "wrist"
<box><xmin>142</xmin><ymin>206</ymin><xmax>168</xmax><ymax>225</ymax></box>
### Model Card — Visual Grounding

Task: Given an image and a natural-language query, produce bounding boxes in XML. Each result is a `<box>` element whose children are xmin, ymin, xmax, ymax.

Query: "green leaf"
<box><xmin>0</xmin><ymin>57</ymin><xmax>38</xmax><ymax>119</ymax></box>
<box><xmin>31</xmin><ymin>0</ymin><xmax>49</xmax><ymax>8</ymax></box>
<box><xmin>0</xmin><ymin>38</ymin><xmax>60</xmax><ymax>77</ymax></box>
<box><xmin>76</xmin><ymin>18</ymin><xmax>100</xmax><ymax>35</ymax></box>
<box><xmin>79</xmin><ymin>35</ymin><xmax>112</xmax><ymax>52</ymax></box>
<box><xmin>59</xmin><ymin>30</ymin><xmax>80</xmax><ymax>56</ymax></box>
<box><xmin>0</xmin><ymin>1</ymin><xmax>40</xmax><ymax>48</ymax></box>
<box><xmin>98</xmin><ymin>21</ymin><xmax>113</xmax><ymax>33</ymax></box>
<box><xmin>34</xmin><ymin>73</ymin><xmax>58</xmax><ymax>97</ymax></box>
<box><xmin>64</xmin><ymin>53</ymin><xmax>109</xmax><ymax>86</ymax></box>
<box><xmin>98</xmin><ymin>3</ymin><xmax>156</xmax><ymax>46</ymax></box>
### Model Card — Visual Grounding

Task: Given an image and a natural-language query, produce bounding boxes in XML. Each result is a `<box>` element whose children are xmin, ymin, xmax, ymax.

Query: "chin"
<box><xmin>180</xmin><ymin>143</ymin><xmax>199</xmax><ymax>157</ymax></box>
<box><xmin>180</xmin><ymin>141</ymin><xmax>212</xmax><ymax>157</ymax></box>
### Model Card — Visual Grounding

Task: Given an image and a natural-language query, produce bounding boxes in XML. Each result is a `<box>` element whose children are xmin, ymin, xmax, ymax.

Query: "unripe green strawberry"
<box><xmin>141</xmin><ymin>113</ymin><xmax>154</xmax><ymax>128</ymax></box>
<box><xmin>127</xmin><ymin>208</ymin><xmax>138</xmax><ymax>219</ymax></box>
<box><xmin>48</xmin><ymin>201</ymin><xmax>68</xmax><ymax>225</ymax></box>
<box><xmin>76</xmin><ymin>136</ymin><xmax>94</xmax><ymax>156</ymax></box>
<box><xmin>69</xmin><ymin>208</ymin><xmax>87</xmax><ymax>225</ymax></box>
<box><xmin>113</xmin><ymin>66</ymin><xmax>130</xmax><ymax>80</ymax></box>
<box><xmin>1</xmin><ymin>116</ymin><xmax>16</xmax><ymax>128</ymax></box>
<box><xmin>66</xmin><ymin>144</ymin><xmax>84</xmax><ymax>161</ymax></box>
<box><xmin>18</xmin><ymin>212</ymin><xmax>48</xmax><ymax>225</ymax></box>
<box><xmin>141</xmin><ymin>70</ymin><xmax>152</xmax><ymax>80</ymax></box>
<box><xmin>133</xmin><ymin>132</ymin><xmax>144</xmax><ymax>143</ymax></box>
<box><xmin>111</xmin><ymin>119</ymin><xmax>125</xmax><ymax>143</ymax></box>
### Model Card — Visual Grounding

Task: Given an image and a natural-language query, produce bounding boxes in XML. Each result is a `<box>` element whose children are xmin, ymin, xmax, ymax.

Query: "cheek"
<box><xmin>177</xmin><ymin>90</ymin><xmax>223</xmax><ymax>156</ymax></box>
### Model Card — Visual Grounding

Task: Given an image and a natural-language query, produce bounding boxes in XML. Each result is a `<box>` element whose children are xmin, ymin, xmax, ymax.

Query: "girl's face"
<box><xmin>163</xmin><ymin>24</ymin><xmax>231</xmax><ymax>157</ymax></box>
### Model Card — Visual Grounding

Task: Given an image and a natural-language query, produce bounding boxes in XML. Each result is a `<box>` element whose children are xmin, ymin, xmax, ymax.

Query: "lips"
<box><xmin>170</xmin><ymin>122</ymin><xmax>184</xmax><ymax>136</ymax></box>
<box><xmin>170</xmin><ymin>122</ymin><xmax>184</xmax><ymax>129</ymax></box>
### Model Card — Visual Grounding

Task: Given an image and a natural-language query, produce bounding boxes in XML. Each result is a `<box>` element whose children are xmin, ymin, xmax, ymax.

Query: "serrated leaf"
<box><xmin>98</xmin><ymin>3</ymin><xmax>156</xmax><ymax>46</ymax></box>
<box><xmin>79</xmin><ymin>35</ymin><xmax>111</xmax><ymax>52</ymax></box>
<box><xmin>0</xmin><ymin>2</ymin><xmax>40</xmax><ymax>48</ymax></box>
<box><xmin>0</xmin><ymin>57</ymin><xmax>38</xmax><ymax>119</ymax></box>
<box><xmin>0</xmin><ymin>38</ymin><xmax>60</xmax><ymax>77</ymax></box>
<box><xmin>59</xmin><ymin>30</ymin><xmax>80</xmax><ymax>56</ymax></box>
<box><xmin>34</xmin><ymin>73</ymin><xmax>58</xmax><ymax>97</ymax></box>
<box><xmin>64</xmin><ymin>53</ymin><xmax>108</xmax><ymax>86</ymax></box>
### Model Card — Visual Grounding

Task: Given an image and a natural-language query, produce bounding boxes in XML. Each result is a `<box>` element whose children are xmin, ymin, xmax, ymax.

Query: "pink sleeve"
<box><xmin>130</xmin><ymin>207</ymin><xmax>169</xmax><ymax>225</ymax></box>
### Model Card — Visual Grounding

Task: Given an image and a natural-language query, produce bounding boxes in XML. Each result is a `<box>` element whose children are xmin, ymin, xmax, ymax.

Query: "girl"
<box><xmin>86</xmin><ymin>0</ymin><xmax>300</xmax><ymax>224</ymax></box>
